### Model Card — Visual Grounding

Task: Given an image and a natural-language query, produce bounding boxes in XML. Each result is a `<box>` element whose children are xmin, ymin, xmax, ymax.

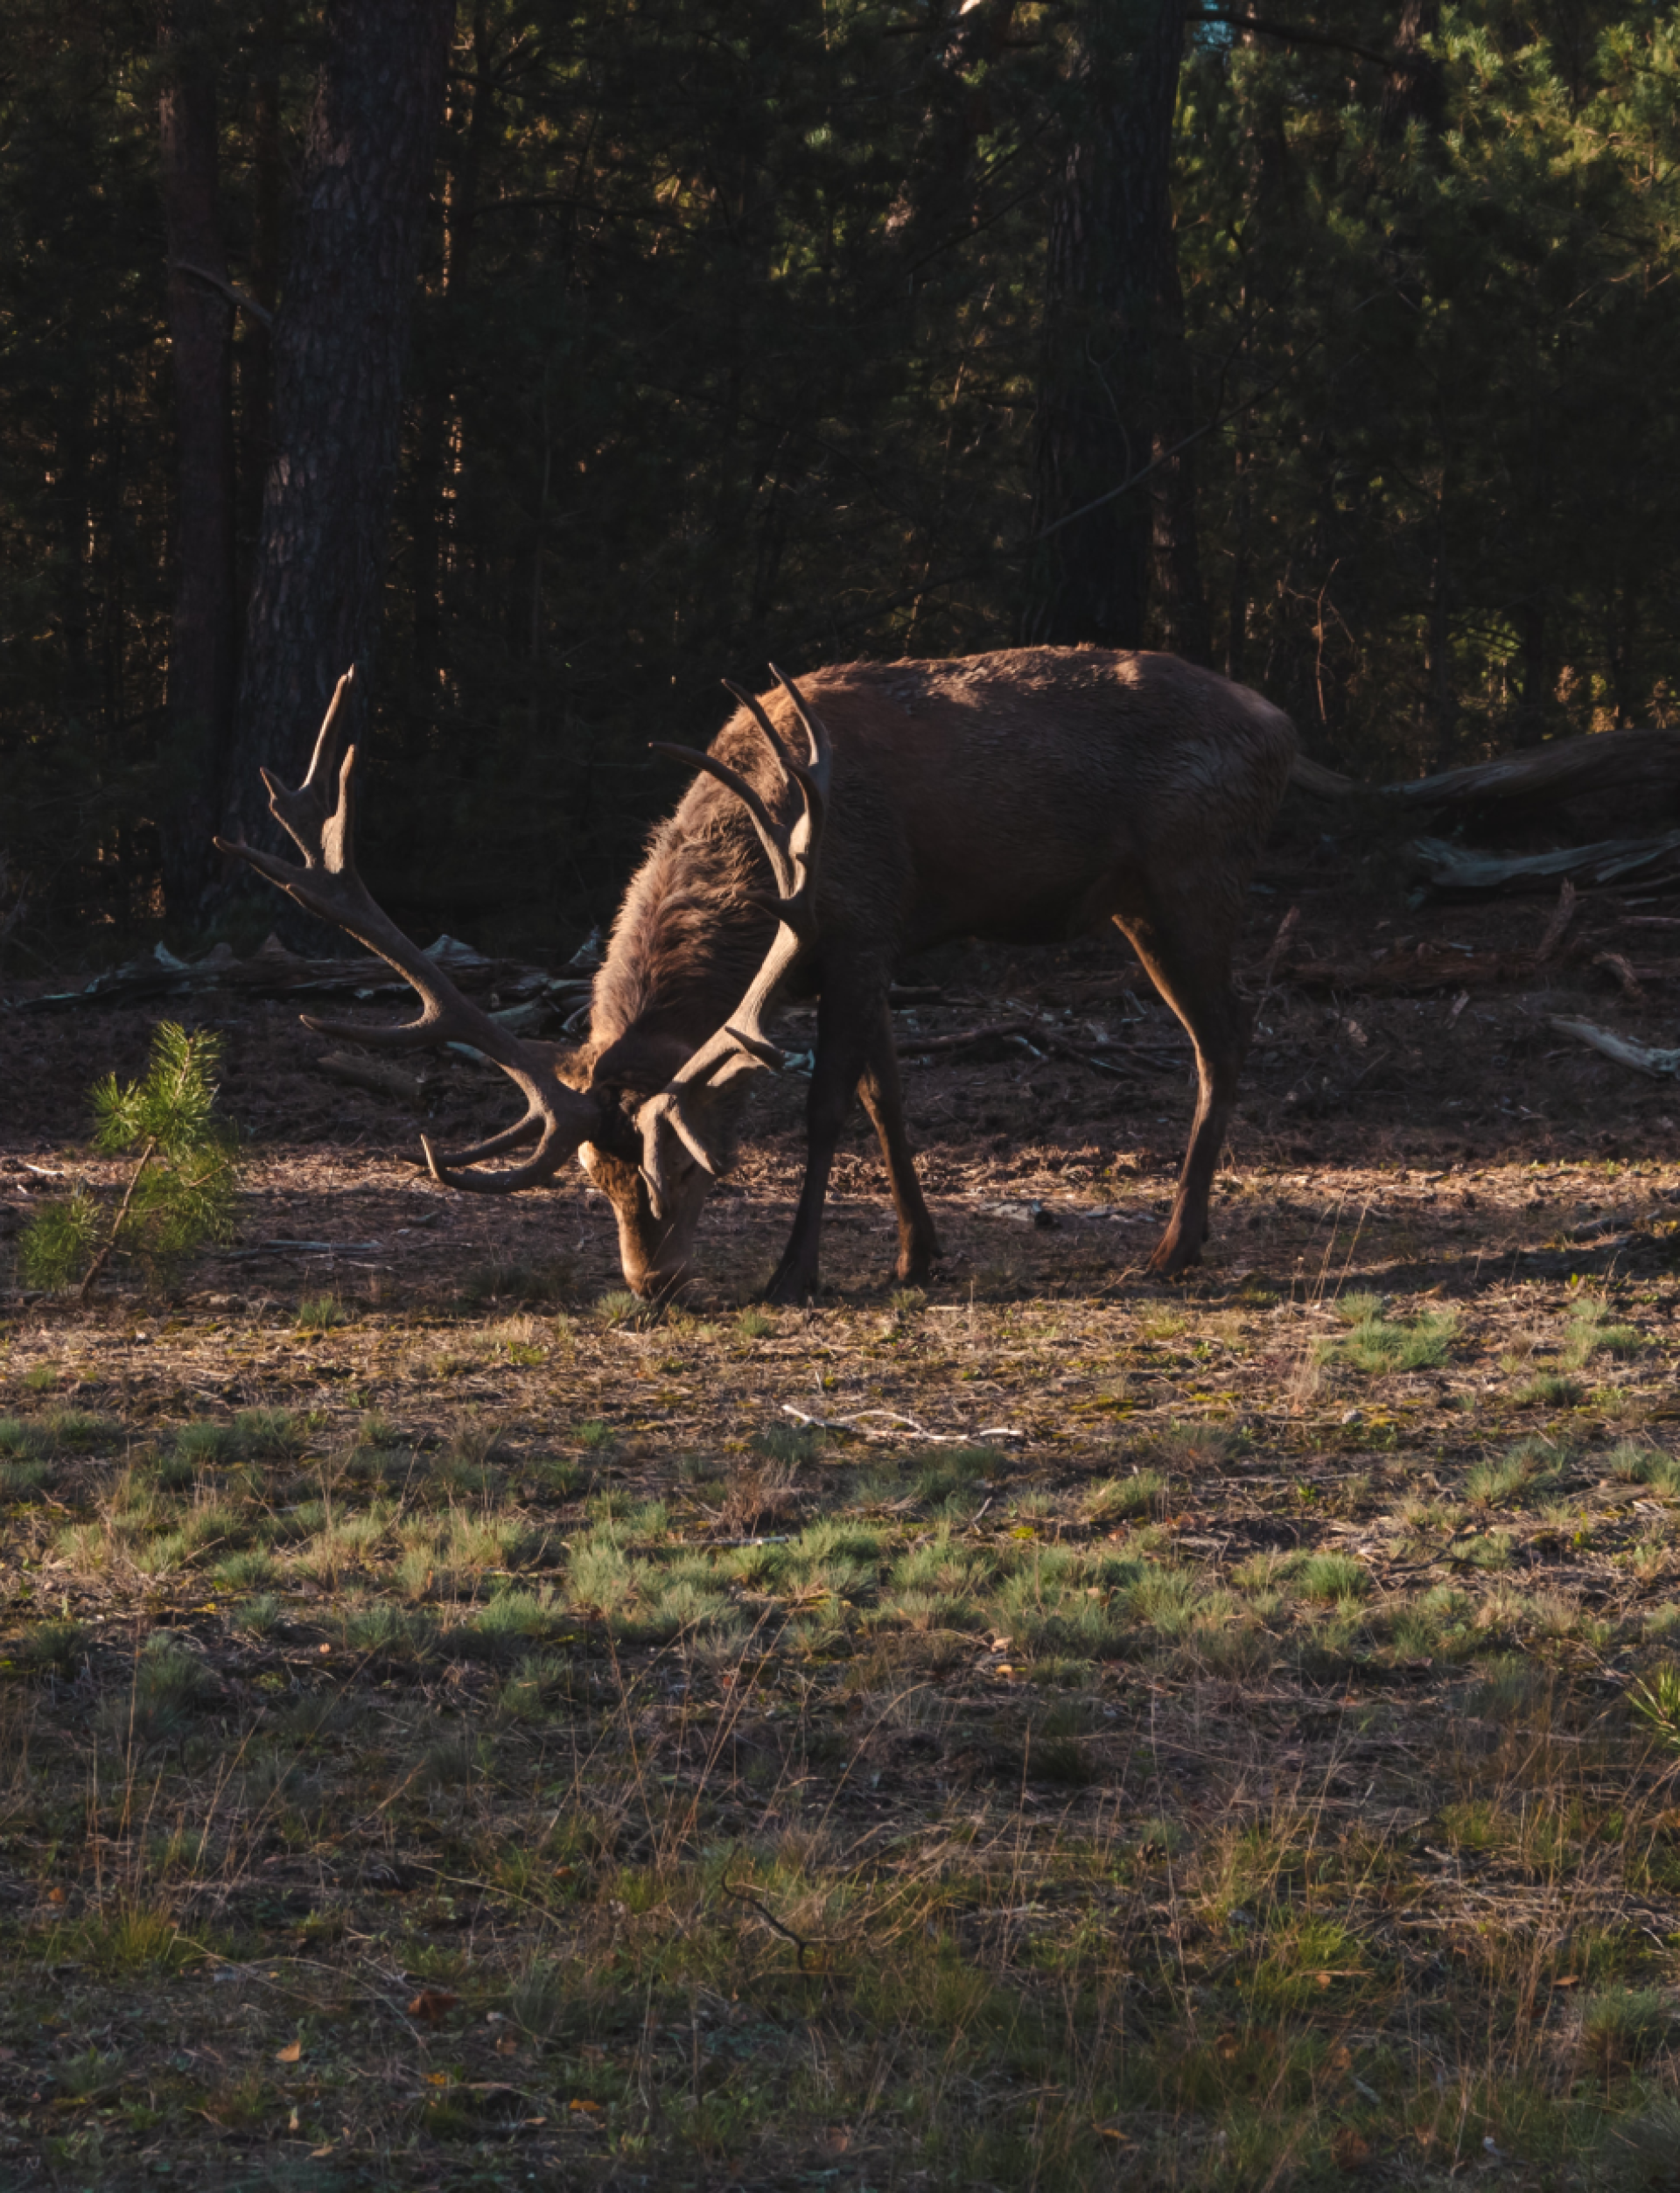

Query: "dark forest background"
<box><xmin>1</xmin><ymin>0</ymin><xmax>1676</xmax><ymax>967</ymax></box>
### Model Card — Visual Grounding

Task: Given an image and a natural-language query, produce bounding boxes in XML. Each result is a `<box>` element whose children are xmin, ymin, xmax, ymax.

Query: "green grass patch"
<box><xmin>1322</xmin><ymin>1304</ymin><xmax>1459</xmax><ymax>1374</ymax></box>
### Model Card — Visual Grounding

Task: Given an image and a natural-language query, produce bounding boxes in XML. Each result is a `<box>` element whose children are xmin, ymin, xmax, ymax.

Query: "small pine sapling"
<box><xmin>18</xmin><ymin>1022</ymin><xmax>240</xmax><ymax>1299</ymax></box>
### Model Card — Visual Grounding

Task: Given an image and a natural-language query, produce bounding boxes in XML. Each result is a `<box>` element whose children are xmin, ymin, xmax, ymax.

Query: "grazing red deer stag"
<box><xmin>220</xmin><ymin>648</ymin><xmax>1294</xmax><ymax>1300</ymax></box>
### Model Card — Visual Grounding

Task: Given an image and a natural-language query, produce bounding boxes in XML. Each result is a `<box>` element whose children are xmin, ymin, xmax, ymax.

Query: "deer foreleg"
<box><xmin>858</xmin><ymin>997</ymin><xmax>941</xmax><ymax>1283</ymax></box>
<box><xmin>762</xmin><ymin>978</ymin><xmax>881</xmax><ymax>1303</ymax></box>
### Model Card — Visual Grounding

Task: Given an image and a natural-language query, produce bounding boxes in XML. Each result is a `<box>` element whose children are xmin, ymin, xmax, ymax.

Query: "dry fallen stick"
<box><xmin>1550</xmin><ymin>1017</ymin><xmax>1680</xmax><ymax>1078</ymax></box>
<box><xmin>781</xmin><ymin>1403</ymin><xmax>1023</xmax><ymax>1445</ymax></box>
<box><xmin>1593</xmin><ymin>951</ymin><xmax>1648</xmax><ymax>1004</ymax></box>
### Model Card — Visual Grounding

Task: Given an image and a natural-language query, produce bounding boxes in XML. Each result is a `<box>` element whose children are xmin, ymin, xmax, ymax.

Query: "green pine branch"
<box><xmin>18</xmin><ymin>1023</ymin><xmax>242</xmax><ymax>1300</ymax></box>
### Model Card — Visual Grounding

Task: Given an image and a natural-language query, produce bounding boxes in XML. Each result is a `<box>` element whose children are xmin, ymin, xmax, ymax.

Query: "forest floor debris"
<box><xmin>3</xmin><ymin>877</ymin><xmax>1680</xmax><ymax>2188</ymax></box>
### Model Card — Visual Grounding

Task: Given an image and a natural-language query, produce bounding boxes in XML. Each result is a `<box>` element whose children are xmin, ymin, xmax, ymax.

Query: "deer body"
<box><xmin>223</xmin><ymin>647</ymin><xmax>1294</xmax><ymax>1305</ymax></box>
<box><xmin>576</xmin><ymin>647</ymin><xmax>1295</xmax><ymax>1299</ymax></box>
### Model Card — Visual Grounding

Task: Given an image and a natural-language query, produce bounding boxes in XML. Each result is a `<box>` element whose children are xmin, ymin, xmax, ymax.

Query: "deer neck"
<box><xmin>584</xmin><ymin>810</ymin><xmax>774</xmax><ymax>1094</ymax></box>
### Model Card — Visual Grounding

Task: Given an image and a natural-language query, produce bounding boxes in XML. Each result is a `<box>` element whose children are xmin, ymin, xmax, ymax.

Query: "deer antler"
<box><xmin>638</xmin><ymin>665</ymin><xmax>832</xmax><ymax>1212</ymax></box>
<box><xmin>214</xmin><ymin>666</ymin><xmax>607</xmax><ymax>1193</ymax></box>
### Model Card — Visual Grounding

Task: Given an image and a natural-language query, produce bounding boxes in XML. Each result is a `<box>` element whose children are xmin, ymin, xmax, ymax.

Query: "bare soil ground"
<box><xmin>3</xmin><ymin>856</ymin><xmax>1680</xmax><ymax>2191</ymax></box>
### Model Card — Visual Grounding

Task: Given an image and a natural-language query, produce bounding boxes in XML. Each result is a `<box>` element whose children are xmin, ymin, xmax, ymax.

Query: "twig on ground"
<box><xmin>780</xmin><ymin>1404</ymin><xmax>1023</xmax><ymax>1444</ymax></box>
<box><xmin>720</xmin><ymin>1874</ymin><xmax>830</xmax><ymax>1970</ymax></box>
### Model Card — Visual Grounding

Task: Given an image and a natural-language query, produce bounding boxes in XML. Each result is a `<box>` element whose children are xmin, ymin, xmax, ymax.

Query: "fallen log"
<box><xmin>1410</xmin><ymin>830</ymin><xmax>1680</xmax><ymax>895</ymax></box>
<box><xmin>7</xmin><ymin>932</ymin><xmax>595</xmax><ymax>1017</ymax></box>
<box><xmin>1396</xmin><ymin>725</ymin><xmax>1680</xmax><ymax>821</ymax></box>
<box><xmin>1286</xmin><ymin>725</ymin><xmax>1680</xmax><ymax>869</ymax></box>
<box><xmin>1285</xmin><ymin>944</ymin><xmax>1544</xmax><ymax>994</ymax></box>
<box><xmin>314</xmin><ymin>1050</ymin><xmax>430</xmax><ymax>1106</ymax></box>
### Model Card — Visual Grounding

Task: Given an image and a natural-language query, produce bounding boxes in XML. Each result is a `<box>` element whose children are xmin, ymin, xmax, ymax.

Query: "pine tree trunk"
<box><xmin>1147</xmin><ymin>233</ymin><xmax>1210</xmax><ymax>664</ymax></box>
<box><xmin>235</xmin><ymin>1</ymin><xmax>284</xmax><ymax>602</ymax></box>
<box><xmin>1022</xmin><ymin>0</ymin><xmax>1195</xmax><ymax>654</ymax></box>
<box><xmin>1515</xmin><ymin>595</ymin><xmax>1549</xmax><ymax>748</ymax></box>
<box><xmin>1382</xmin><ymin>2</ymin><xmax>1445</xmax><ymax>141</ymax></box>
<box><xmin>158</xmin><ymin>1</ymin><xmax>236</xmax><ymax>921</ymax></box>
<box><xmin>218</xmin><ymin>0</ymin><xmax>455</xmax><ymax>863</ymax></box>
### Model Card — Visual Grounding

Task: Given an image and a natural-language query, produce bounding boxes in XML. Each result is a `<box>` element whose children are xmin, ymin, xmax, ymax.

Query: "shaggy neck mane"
<box><xmin>587</xmin><ymin>802</ymin><xmax>773</xmax><ymax>1065</ymax></box>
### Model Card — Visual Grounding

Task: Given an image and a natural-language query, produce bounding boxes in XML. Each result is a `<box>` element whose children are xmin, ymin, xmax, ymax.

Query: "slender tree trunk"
<box><xmin>158</xmin><ymin>0</ymin><xmax>236</xmax><ymax>920</ymax></box>
<box><xmin>1382</xmin><ymin>1</ymin><xmax>1445</xmax><ymax>142</ymax></box>
<box><xmin>1022</xmin><ymin>0</ymin><xmax>1196</xmax><ymax>653</ymax></box>
<box><xmin>1514</xmin><ymin>595</ymin><xmax>1549</xmax><ymax>747</ymax></box>
<box><xmin>235</xmin><ymin>0</ymin><xmax>284</xmax><ymax>598</ymax></box>
<box><xmin>410</xmin><ymin>1</ymin><xmax>495</xmax><ymax>707</ymax></box>
<box><xmin>1426</xmin><ymin>485</ymin><xmax>1458</xmax><ymax>770</ymax></box>
<box><xmin>886</xmin><ymin>0</ymin><xmax>1018</xmax><ymax>273</ymax></box>
<box><xmin>1606</xmin><ymin>580</ymin><xmax>1640</xmax><ymax>727</ymax></box>
<box><xmin>1147</xmin><ymin>228</ymin><xmax>1210</xmax><ymax>662</ymax></box>
<box><xmin>219</xmin><ymin>0</ymin><xmax>455</xmax><ymax>861</ymax></box>
<box><xmin>1225</xmin><ymin>429</ymin><xmax>1251</xmax><ymax>686</ymax></box>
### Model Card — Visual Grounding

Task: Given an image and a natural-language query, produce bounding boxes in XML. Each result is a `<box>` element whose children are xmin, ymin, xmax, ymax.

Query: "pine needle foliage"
<box><xmin>18</xmin><ymin>1023</ymin><xmax>240</xmax><ymax>1299</ymax></box>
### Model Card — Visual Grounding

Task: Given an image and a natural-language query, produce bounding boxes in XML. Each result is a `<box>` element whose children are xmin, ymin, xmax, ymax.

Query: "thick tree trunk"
<box><xmin>1022</xmin><ymin>0</ymin><xmax>1199</xmax><ymax>654</ymax></box>
<box><xmin>158</xmin><ymin>2</ymin><xmax>236</xmax><ymax>921</ymax></box>
<box><xmin>219</xmin><ymin>0</ymin><xmax>455</xmax><ymax>860</ymax></box>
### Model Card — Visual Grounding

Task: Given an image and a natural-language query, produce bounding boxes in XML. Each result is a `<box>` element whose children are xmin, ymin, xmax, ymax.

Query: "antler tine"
<box><xmin>766</xmin><ymin>664</ymin><xmax>833</xmax><ymax>785</ymax></box>
<box><xmin>215</xmin><ymin>669</ymin><xmax>605</xmax><ymax>1193</ymax></box>
<box><xmin>719</xmin><ymin>678</ymin><xmax>798</xmax><ymax>772</ymax></box>
<box><xmin>422</xmin><ymin>1109</ymin><xmax>578</xmax><ymax>1195</ymax></box>
<box><xmin>420</xmin><ymin>1111</ymin><xmax>542</xmax><ymax>1167</ymax></box>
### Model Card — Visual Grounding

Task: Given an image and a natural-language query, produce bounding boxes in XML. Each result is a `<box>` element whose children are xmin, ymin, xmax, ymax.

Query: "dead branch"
<box><xmin>1411</xmin><ymin>829</ymin><xmax>1680</xmax><ymax>896</ymax></box>
<box><xmin>9</xmin><ymin>934</ymin><xmax>593</xmax><ymax>1018</ymax></box>
<box><xmin>171</xmin><ymin>260</ymin><xmax>275</xmax><ymax>326</ymax></box>
<box><xmin>1195</xmin><ymin>11</ymin><xmax>1404</xmax><ymax>71</ymax></box>
<box><xmin>1535</xmin><ymin>878</ymin><xmax>1578</xmax><ymax>964</ymax></box>
<box><xmin>1550</xmin><ymin>1018</ymin><xmax>1680</xmax><ymax>1079</ymax></box>
<box><xmin>1593</xmin><ymin>952</ymin><xmax>1647</xmax><ymax>1005</ymax></box>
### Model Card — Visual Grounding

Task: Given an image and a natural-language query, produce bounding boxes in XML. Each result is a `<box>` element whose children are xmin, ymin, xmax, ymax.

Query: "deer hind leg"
<box><xmin>1114</xmin><ymin>888</ymin><xmax>1248</xmax><ymax>1279</ymax></box>
<box><xmin>858</xmin><ymin>995</ymin><xmax>941</xmax><ymax>1283</ymax></box>
<box><xmin>762</xmin><ymin>972</ymin><xmax>887</xmax><ymax>1305</ymax></box>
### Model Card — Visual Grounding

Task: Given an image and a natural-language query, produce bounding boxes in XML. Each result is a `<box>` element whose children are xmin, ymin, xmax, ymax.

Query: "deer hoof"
<box><xmin>1147</xmin><ymin>1237</ymin><xmax>1204</xmax><ymax>1280</ymax></box>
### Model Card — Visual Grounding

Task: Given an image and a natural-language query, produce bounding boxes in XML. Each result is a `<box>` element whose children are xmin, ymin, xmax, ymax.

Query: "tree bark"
<box><xmin>1514</xmin><ymin>593</ymin><xmax>1549</xmax><ymax>748</ymax></box>
<box><xmin>1381</xmin><ymin>1</ymin><xmax>1445</xmax><ymax>141</ymax></box>
<box><xmin>218</xmin><ymin>0</ymin><xmax>456</xmax><ymax>862</ymax></box>
<box><xmin>1022</xmin><ymin>0</ymin><xmax>1200</xmax><ymax>655</ymax></box>
<box><xmin>234</xmin><ymin>1</ymin><xmax>284</xmax><ymax>599</ymax></box>
<box><xmin>158</xmin><ymin>1</ymin><xmax>236</xmax><ymax>920</ymax></box>
<box><xmin>1147</xmin><ymin>225</ymin><xmax>1211</xmax><ymax>663</ymax></box>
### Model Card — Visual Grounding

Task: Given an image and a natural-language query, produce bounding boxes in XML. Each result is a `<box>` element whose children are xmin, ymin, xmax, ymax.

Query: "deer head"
<box><xmin>216</xmin><ymin>664</ymin><xmax>830</xmax><ymax>1301</ymax></box>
